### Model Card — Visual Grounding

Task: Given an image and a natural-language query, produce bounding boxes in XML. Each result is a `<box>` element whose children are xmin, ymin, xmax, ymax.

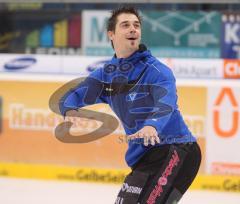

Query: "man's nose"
<box><xmin>129</xmin><ymin>24</ymin><xmax>136</xmax><ymax>33</ymax></box>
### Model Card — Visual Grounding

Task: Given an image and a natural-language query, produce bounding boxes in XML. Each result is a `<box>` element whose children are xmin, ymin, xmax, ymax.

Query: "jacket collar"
<box><xmin>109</xmin><ymin>44</ymin><xmax>151</xmax><ymax>66</ymax></box>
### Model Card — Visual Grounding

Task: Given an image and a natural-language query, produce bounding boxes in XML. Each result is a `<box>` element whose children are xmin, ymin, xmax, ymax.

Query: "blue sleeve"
<box><xmin>59</xmin><ymin>69</ymin><xmax>107</xmax><ymax>116</ymax></box>
<box><xmin>143</xmin><ymin>65</ymin><xmax>177</xmax><ymax>133</ymax></box>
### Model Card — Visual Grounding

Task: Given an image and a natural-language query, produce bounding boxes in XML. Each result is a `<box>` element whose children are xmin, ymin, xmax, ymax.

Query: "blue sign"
<box><xmin>4</xmin><ymin>57</ymin><xmax>37</xmax><ymax>70</ymax></box>
<box><xmin>87</xmin><ymin>59</ymin><xmax>109</xmax><ymax>73</ymax></box>
<box><xmin>221</xmin><ymin>13</ymin><xmax>240</xmax><ymax>59</ymax></box>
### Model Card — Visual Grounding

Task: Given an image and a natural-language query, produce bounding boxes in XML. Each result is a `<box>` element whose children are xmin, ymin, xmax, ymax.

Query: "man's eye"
<box><xmin>134</xmin><ymin>24</ymin><xmax>140</xmax><ymax>28</ymax></box>
<box><xmin>122</xmin><ymin>24</ymin><xmax>129</xmax><ymax>28</ymax></box>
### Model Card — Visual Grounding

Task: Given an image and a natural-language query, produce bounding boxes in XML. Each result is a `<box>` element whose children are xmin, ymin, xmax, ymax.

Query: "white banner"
<box><xmin>162</xmin><ymin>58</ymin><xmax>223</xmax><ymax>79</ymax></box>
<box><xmin>0</xmin><ymin>54</ymin><xmax>61</xmax><ymax>74</ymax></box>
<box><xmin>207</xmin><ymin>86</ymin><xmax>240</xmax><ymax>174</ymax></box>
<box><xmin>62</xmin><ymin>56</ymin><xmax>109</xmax><ymax>75</ymax></box>
<box><xmin>0</xmin><ymin>54</ymin><xmax>233</xmax><ymax>79</ymax></box>
<box><xmin>0</xmin><ymin>54</ymin><xmax>110</xmax><ymax>76</ymax></box>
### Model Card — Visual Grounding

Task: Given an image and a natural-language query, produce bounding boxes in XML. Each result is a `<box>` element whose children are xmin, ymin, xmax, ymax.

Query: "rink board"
<box><xmin>0</xmin><ymin>162</ymin><xmax>240</xmax><ymax>193</ymax></box>
<box><xmin>0</xmin><ymin>74</ymin><xmax>240</xmax><ymax>192</ymax></box>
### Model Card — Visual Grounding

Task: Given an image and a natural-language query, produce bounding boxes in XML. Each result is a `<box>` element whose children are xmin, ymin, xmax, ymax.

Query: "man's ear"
<box><xmin>107</xmin><ymin>31</ymin><xmax>114</xmax><ymax>40</ymax></box>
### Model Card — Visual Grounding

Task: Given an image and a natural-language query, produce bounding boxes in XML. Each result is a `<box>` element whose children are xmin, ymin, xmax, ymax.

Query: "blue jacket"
<box><xmin>59</xmin><ymin>47</ymin><xmax>196</xmax><ymax>167</ymax></box>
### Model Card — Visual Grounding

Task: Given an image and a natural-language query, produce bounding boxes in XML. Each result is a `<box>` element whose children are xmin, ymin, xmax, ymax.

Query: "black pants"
<box><xmin>115</xmin><ymin>142</ymin><xmax>201</xmax><ymax>204</ymax></box>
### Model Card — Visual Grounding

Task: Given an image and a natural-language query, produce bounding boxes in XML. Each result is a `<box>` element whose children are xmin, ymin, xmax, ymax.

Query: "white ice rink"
<box><xmin>0</xmin><ymin>177</ymin><xmax>240</xmax><ymax>204</ymax></box>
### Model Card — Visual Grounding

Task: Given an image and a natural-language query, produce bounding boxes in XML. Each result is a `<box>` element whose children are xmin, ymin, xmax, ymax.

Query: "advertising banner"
<box><xmin>177</xmin><ymin>86</ymin><xmax>207</xmax><ymax>173</ymax></box>
<box><xmin>207</xmin><ymin>86</ymin><xmax>240</xmax><ymax>175</ymax></box>
<box><xmin>141</xmin><ymin>11</ymin><xmax>221</xmax><ymax>58</ymax></box>
<box><xmin>82</xmin><ymin>10</ymin><xmax>113</xmax><ymax>56</ymax></box>
<box><xmin>0</xmin><ymin>54</ymin><xmax>110</xmax><ymax>75</ymax></box>
<box><xmin>81</xmin><ymin>10</ymin><xmax>221</xmax><ymax>58</ymax></box>
<box><xmin>223</xmin><ymin>59</ymin><xmax>240</xmax><ymax>79</ymax></box>
<box><xmin>0</xmin><ymin>76</ymin><xmax>207</xmax><ymax>174</ymax></box>
<box><xmin>0</xmin><ymin>75</ymin><xmax>240</xmax><ymax>190</ymax></box>
<box><xmin>0</xmin><ymin>11</ymin><xmax>81</xmax><ymax>55</ymax></box>
<box><xmin>0</xmin><ymin>79</ymin><xmax>127</xmax><ymax>169</ymax></box>
<box><xmin>163</xmin><ymin>58</ymin><xmax>223</xmax><ymax>79</ymax></box>
<box><xmin>62</xmin><ymin>55</ymin><xmax>109</xmax><ymax>75</ymax></box>
<box><xmin>0</xmin><ymin>54</ymin><xmax>61</xmax><ymax>74</ymax></box>
<box><xmin>0</xmin><ymin>54</ymin><xmax>227</xmax><ymax>79</ymax></box>
<box><xmin>221</xmin><ymin>13</ymin><xmax>240</xmax><ymax>59</ymax></box>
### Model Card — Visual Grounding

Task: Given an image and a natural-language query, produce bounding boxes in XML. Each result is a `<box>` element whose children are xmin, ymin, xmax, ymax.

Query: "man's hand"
<box><xmin>128</xmin><ymin>126</ymin><xmax>160</xmax><ymax>146</ymax></box>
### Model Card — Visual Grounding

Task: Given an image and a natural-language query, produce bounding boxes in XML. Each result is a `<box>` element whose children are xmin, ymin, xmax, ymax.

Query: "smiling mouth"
<box><xmin>127</xmin><ymin>37</ymin><xmax>137</xmax><ymax>40</ymax></box>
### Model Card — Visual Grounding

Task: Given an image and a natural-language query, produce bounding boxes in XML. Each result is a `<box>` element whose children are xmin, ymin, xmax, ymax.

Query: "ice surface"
<box><xmin>0</xmin><ymin>177</ymin><xmax>239</xmax><ymax>204</ymax></box>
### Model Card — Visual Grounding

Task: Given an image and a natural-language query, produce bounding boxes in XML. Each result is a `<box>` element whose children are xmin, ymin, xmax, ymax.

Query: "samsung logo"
<box><xmin>4</xmin><ymin>57</ymin><xmax>37</xmax><ymax>70</ymax></box>
<box><xmin>87</xmin><ymin>59</ymin><xmax>109</xmax><ymax>73</ymax></box>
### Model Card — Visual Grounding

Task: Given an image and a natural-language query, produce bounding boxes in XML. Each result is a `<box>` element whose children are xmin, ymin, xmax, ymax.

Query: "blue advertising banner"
<box><xmin>221</xmin><ymin>13</ymin><xmax>240</xmax><ymax>59</ymax></box>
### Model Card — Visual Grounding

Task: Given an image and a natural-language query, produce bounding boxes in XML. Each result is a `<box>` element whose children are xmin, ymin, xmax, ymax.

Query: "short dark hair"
<box><xmin>107</xmin><ymin>6</ymin><xmax>142</xmax><ymax>32</ymax></box>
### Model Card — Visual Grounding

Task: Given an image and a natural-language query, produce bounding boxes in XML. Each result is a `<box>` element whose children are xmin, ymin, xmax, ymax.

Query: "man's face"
<box><xmin>108</xmin><ymin>13</ymin><xmax>141</xmax><ymax>57</ymax></box>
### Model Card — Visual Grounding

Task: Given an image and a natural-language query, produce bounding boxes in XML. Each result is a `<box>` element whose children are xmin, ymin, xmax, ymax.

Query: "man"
<box><xmin>59</xmin><ymin>6</ymin><xmax>201</xmax><ymax>204</ymax></box>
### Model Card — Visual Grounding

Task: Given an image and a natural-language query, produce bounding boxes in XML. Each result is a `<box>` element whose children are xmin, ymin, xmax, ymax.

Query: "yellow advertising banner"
<box><xmin>0</xmin><ymin>77</ymin><xmax>226</xmax><ymax>190</ymax></box>
<box><xmin>0</xmin><ymin>79</ymin><xmax>127</xmax><ymax>169</ymax></box>
<box><xmin>0</xmin><ymin>79</ymin><xmax>207</xmax><ymax>170</ymax></box>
